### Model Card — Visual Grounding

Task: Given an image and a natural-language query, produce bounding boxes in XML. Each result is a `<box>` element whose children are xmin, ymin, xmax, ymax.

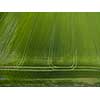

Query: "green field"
<box><xmin>0</xmin><ymin>12</ymin><xmax>100</xmax><ymax>86</ymax></box>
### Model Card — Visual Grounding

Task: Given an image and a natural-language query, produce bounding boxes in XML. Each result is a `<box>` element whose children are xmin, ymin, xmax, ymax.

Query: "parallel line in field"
<box><xmin>0</xmin><ymin>68</ymin><xmax>100</xmax><ymax>72</ymax></box>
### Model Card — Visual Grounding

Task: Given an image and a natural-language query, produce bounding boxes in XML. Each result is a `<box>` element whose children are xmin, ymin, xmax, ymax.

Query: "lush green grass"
<box><xmin>0</xmin><ymin>12</ymin><xmax>100</xmax><ymax>86</ymax></box>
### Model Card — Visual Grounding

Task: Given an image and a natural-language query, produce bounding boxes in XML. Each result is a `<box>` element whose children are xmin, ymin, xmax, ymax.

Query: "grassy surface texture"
<box><xmin>0</xmin><ymin>12</ymin><xmax>100</xmax><ymax>86</ymax></box>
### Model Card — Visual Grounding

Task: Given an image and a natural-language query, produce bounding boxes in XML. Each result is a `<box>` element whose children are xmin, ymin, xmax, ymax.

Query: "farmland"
<box><xmin>0</xmin><ymin>12</ymin><xmax>100</xmax><ymax>86</ymax></box>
